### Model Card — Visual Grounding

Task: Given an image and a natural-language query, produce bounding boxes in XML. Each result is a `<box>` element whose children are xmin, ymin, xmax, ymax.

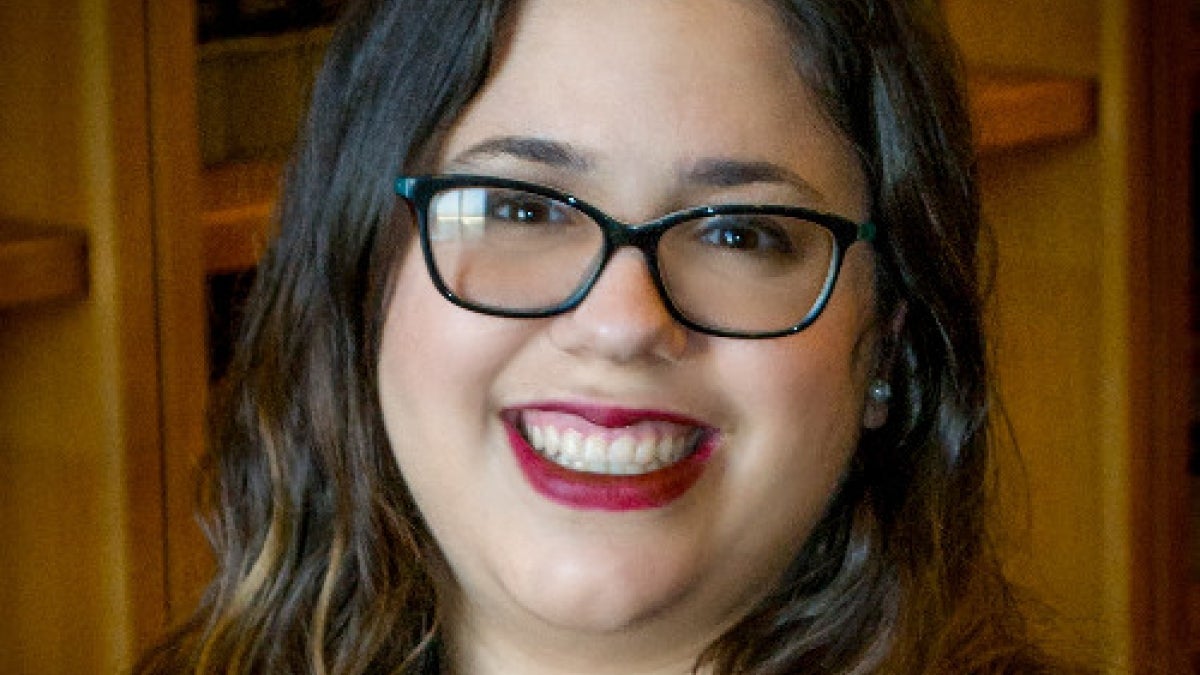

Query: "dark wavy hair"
<box><xmin>137</xmin><ymin>0</ymin><xmax>1072</xmax><ymax>672</ymax></box>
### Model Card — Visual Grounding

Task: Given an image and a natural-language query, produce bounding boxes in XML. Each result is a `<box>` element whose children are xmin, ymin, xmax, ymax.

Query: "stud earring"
<box><xmin>868</xmin><ymin>379</ymin><xmax>892</xmax><ymax>403</ymax></box>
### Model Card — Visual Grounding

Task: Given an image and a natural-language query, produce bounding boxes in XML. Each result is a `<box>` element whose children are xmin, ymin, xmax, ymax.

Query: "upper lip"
<box><xmin>501</xmin><ymin>400</ymin><xmax>713</xmax><ymax>430</ymax></box>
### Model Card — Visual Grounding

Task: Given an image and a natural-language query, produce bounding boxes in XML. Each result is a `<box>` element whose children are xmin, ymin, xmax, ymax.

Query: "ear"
<box><xmin>863</xmin><ymin>302</ymin><xmax>907</xmax><ymax>429</ymax></box>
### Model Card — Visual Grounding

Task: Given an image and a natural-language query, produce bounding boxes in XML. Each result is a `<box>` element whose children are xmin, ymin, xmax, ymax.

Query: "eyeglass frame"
<box><xmin>394</xmin><ymin>174</ymin><xmax>877</xmax><ymax>340</ymax></box>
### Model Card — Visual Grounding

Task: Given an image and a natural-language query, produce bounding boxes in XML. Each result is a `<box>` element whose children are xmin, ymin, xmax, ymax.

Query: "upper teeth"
<box><xmin>525</xmin><ymin>424</ymin><xmax>698</xmax><ymax>476</ymax></box>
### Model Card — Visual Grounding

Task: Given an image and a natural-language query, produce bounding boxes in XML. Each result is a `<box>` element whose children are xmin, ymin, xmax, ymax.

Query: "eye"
<box><xmin>486</xmin><ymin>191</ymin><xmax>569</xmax><ymax>225</ymax></box>
<box><xmin>696</xmin><ymin>216</ymin><xmax>797</xmax><ymax>255</ymax></box>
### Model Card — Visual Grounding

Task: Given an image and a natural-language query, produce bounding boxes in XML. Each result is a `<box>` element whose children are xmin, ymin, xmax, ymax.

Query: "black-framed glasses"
<box><xmin>395</xmin><ymin>174</ymin><xmax>876</xmax><ymax>339</ymax></box>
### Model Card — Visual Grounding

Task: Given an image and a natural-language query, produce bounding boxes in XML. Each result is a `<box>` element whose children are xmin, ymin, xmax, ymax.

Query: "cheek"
<box><xmin>380</xmin><ymin>245</ymin><xmax>518</xmax><ymax>399</ymax></box>
<box><xmin>379</xmin><ymin>248</ymin><xmax>482</xmax><ymax>465</ymax></box>
<box><xmin>379</xmin><ymin>247</ymin><xmax>447</xmax><ymax>417</ymax></box>
<box><xmin>726</xmin><ymin>284</ymin><xmax>877</xmax><ymax>440</ymax></box>
<box><xmin>720</xmin><ymin>336</ymin><xmax>871</xmax><ymax>535</ymax></box>
<box><xmin>377</xmin><ymin>245</ymin><xmax>538</xmax><ymax>466</ymax></box>
<box><xmin>713</xmin><ymin>258</ymin><xmax>878</xmax><ymax>520</ymax></box>
<box><xmin>716</xmin><ymin>332</ymin><xmax>869</xmax><ymax>500</ymax></box>
<box><xmin>753</xmin><ymin>337</ymin><xmax>870</xmax><ymax>430</ymax></box>
<box><xmin>376</xmin><ymin>248</ymin><xmax>500</xmax><ymax>535</ymax></box>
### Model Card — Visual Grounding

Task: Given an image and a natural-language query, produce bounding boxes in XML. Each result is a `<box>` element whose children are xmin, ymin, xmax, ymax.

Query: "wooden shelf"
<box><xmin>202</xmin><ymin>159</ymin><xmax>282</xmax><ymax>273</ymax></box>
<box><xmin>198</xmin><ymin>24</ymin><xmax>333</xmax><ymax>59</ymax></box>
<box><xmin>201</xmin><ymin>70</ymin><xmax>1098</xmax><ymax>273</ymax></box>
<box><xmin>0</xmin><ymin>224</ymin><xmax>88</xmax><ymax>309</ymax></box>
<box><xmin>968</xmin><ymin>72</ymin><xmax>1096</xmax><ymax>153</ymax></box>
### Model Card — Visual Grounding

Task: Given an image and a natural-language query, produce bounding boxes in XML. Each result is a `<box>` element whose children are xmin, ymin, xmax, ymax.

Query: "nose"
<box><xmin>548</xmin><ymin>248</ymin><xmax>689</xmax><ymax>363</ymax></box>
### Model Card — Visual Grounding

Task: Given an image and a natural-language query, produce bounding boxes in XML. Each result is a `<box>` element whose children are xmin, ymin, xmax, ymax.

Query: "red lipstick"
<box><xmin>502</xmin><ymin>403</ymin><xmax>716</xmax><ymax>511</ymax></box>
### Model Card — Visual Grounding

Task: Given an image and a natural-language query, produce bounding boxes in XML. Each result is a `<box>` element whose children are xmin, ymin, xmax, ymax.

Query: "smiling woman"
<box><xmin>138</xmin><ymin>0</ymin><xmax>1087</xmax><ymax>673</ymax></box>
<box><xmin>380</xmin><ymin>5</ymin><xmax>880</xmax><ymax>661</ymax></box>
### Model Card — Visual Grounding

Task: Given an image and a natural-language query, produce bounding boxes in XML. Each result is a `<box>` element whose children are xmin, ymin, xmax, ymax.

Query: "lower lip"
<box><xmin>504</xmin><ymin>420</ymin><xmax>715</xmax><ymax>512</ymax></box>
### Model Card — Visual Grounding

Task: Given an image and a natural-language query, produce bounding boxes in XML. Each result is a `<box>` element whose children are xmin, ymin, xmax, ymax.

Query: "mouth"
<box><xmin>519</xmin><ymin>409</ymin><xmax>706</xmax><ymax>476</ymax></box>
<box><xmin>501</xmin><ymin>403</ymin><xmax>717</xmax><ymax>511</ymax></box>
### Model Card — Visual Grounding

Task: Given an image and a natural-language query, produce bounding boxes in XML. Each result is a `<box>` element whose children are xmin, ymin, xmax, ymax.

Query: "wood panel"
<box><xmin>0</xmin><ymin>0</ymin><xmax>162</xmax><ymax>670</ymax></box>
<box><xmin>1134</xmin><ymin>0</ymin><xmax>1195</xmax><ymax>671</ymax></box>
<box><xmin>969</xmin><ymin>72</ymin><xmax>1096</xmax><ymax>153</ymax></box>
<box><xmin>202</xmin><ymin>158</ymin><xmax>280</xmax><ymax>273</ymax></box>
<box><xmin>0</xmin><ymin>225</ymin><xmax>88</xmax><ymax>308</ymax></box>
<box><xmin>147</xmin><ymin>0</ymin><xmax>214</xmax><ymax>629</ymax></box>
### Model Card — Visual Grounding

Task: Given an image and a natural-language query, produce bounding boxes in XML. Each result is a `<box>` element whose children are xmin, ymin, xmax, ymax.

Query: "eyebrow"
<box><xmin>446</xmin><ymin>136</ymin><xmax>825</xmax><ymax>203</ymax></box>
<box><xmin>684</xmin><ymin>158</ymin><xmax>824</xmax><ymax>200</ymax></box>
<box><xmin>447</xmin><ymin>136</ymin><xmax>593</xmax><ymax>172</ymax></box>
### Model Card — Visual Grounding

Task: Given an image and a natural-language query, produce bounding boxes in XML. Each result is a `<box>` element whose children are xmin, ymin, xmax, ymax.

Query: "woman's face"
<box><xmin>379</xmin><ymin>0</ymin><xmax>881</xmax><ymax>669</ymax></box>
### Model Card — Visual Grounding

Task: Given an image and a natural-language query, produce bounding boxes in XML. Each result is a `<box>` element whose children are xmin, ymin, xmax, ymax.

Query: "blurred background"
<box><xmin>0</xmin><ymin>0</ymin><xmax>1191</xmax><ymax>672</ymax></box>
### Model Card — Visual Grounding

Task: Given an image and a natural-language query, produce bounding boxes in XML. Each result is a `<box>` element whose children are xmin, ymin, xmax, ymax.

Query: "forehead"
<box><xmin>464</xmin><ymin>0</ymin><xmax>804</xmax><ymax>136</ymax></box>
<box><xmin>498</xmin><ymin>0</ymin><xmax>798</xmax><ymax>85</ymax></box>
<box><xmin>437</xmin><ymin>0</ymin><xmax>865</xmax><ymax>216</ymax></box>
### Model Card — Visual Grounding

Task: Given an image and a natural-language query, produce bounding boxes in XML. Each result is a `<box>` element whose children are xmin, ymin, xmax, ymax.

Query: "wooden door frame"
<box><xmin>1129</xmin><ymin>0</ymin><xmax>1193</xmax><ymax>671</ymax></box>
<box><xmin>131</xmin><ymin>0</ymin><xmax>211</xmax><ymax>651</ymax></box>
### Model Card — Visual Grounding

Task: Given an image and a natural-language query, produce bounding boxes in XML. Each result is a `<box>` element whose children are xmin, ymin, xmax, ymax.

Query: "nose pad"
<box><xmin>548</xmin><ymin>248</ymin><xmax>688</xmax><ymax>362</ymax></box>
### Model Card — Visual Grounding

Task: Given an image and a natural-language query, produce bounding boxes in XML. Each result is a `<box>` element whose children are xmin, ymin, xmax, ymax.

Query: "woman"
<box><xmin>140</xmin><ymin>0</ymin><xmax>1073</xmax><ymax>672</ymax></box>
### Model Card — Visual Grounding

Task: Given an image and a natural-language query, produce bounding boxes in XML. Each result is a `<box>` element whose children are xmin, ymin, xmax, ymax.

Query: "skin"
<box><xmin>377</xmin><ymin>0</ymin><xmax>884</xmax><ymax>672</ymax></box>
